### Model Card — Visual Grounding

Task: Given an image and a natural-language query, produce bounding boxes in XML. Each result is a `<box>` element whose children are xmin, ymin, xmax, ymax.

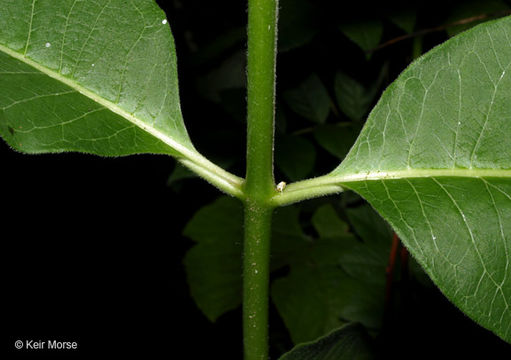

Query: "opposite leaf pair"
<box><xmin>0</xmin><ymin>0</ymin><xmax>510</xmax><ymax>350</ymax></box>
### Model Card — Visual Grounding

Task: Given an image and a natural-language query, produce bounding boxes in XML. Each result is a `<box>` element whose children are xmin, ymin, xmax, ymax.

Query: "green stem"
<box><xmin>243</xmin><ymin>203</ymin><xmax>273</xmax><ymax>360</ymax></box>
<box><xmin>178</xmin><ymin>156</ymin><xmax>244</xmax><ymax>199</ymax></box>
<box><xmin>270</xmin><ymin>175</ymin><xmax>344</xmax><ymax>207</ymax></box>
<box><xmin>245</xmin><ymin>0</ymin><xmax>278</xmax><ymax>198</ymax></box>
<box><xmin>243</xmin><ymin>0</ymin><xmax>278</xmax><ymax>359</ymax></box>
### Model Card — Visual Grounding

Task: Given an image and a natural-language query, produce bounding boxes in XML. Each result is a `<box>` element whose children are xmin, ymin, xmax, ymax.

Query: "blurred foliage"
<box><xmin>275</xmin><ymin>135</ymin><xmax>317</xmax><ymax>181</ymax></box>
<box><xmin>446</xmin><ymin>0</ymin><xmax>509</xmax><ymax>36</ymax></box>
<box><xmin>388</xmin><ymin>9</ymin><xmax>417</xmax><ymax>33</ymax></box>
<box><xmin>334</xmin><ymin>64</ymin><xmax>387</xmax><ymax>121</ymax></box>
<box><xmin>278</xmin><ymin>323</ymin><xmax>374</xmax><ymax>360</ymax></box>
<box><xmin>164</xmin><ymin>0</ymin><xmax>511</xmax><ymax>357</ymax></box>
<box><xmin>314</xmin><ymin>123</ymin><xmax>362</xmax><ymax>160</ymax></box>
<box><xmin>339</xmin><ymin>20</ymin><xmax>383</xmax><ymax>59</ymax></box>
<box><xmin>283</xmin><ymin>73</ymin><xmax>331</xmax><ymax>124</ymax></box>
<box><xmin>278</xmin><ymin>0</ymin><xmax>321</xmax><ymax>51</ymax></box>
<box><xmin>184</xmin><ymin>196</ymin><xmax>391</xmax><ymax>344</ymax></box>
<box><xmin>271</xmin><ymin>204</ymin><xmax>388</xmax><ymax>343</ymax></box>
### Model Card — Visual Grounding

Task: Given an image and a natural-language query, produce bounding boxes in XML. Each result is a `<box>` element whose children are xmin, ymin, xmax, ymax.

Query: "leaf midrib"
<box><xmin>0</xmin><ymin>42</ymin><xmax>196</xmax><ymax>160</ymax></box>
<box><xmin>270</xmin><ymin>167</ymin><xmax>511</xmax><ymax>206</ymax></box>
<box><xmin>0</xmin><ymin>42</ymin><xmax>245</xmax><ymax>196</ymax></box>
<box><xmin>333</xmin><ymin>168</ymin><xmax>511</xmax><ymax>183</ymax></box>
<box><xmin>288</xmin><ymin>168</ymin><xmax>511</xmax><ymax>192</ymax></box>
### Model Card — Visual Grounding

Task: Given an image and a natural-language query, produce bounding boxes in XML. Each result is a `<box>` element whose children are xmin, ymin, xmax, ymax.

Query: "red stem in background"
<box><xmin>368</xmin><ymin>10</ymin><xmax>511</xmax><ymax>55</ymax></box>
<box><xmin>383</xmin><ymin>233</ymin><xmax>411</xmax><ymax>329</ymax></box>
<box><xmin>384</xmin><ymin>232</ymin><xmax>400</xmax><ymax>310</ymax></box>
<box><xmin>400</xmin><ymin>245</ymin><xmax>409</xmax><ymax>282</ymax></box>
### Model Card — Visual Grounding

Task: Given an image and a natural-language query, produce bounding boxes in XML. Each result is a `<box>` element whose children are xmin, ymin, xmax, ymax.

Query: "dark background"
<box><xmin>3</xmin><ymin>0</ymin><xmax>511</xmax><ymax>358</ymax></box>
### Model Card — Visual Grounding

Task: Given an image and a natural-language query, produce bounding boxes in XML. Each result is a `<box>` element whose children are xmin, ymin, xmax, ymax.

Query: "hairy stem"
<box><xmin>243</xmin><ymin>203</ymin><xmax>273</xmax><ymax>360</ymax></box>
<box><xmin>269</xmin><ymin>175</ymin><xmax>344</xmax><ymax>206</ymax></box>
<box><xmin>243</xmin><ymin>0</ymin><xmax>279</xmax><ymax>359</ymax></box>
<box><xmin>245</xmin><ymin>0</ymin><xmax>278</xmax><ymax>197</ymax></box>
<box><xmin>178</xmin><ymin>156</ymin><xmax>244</xmax><ymax>199</ymax></box>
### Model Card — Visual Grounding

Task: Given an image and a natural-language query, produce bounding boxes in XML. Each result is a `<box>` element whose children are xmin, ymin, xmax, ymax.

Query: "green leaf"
<box><xmin>269</xmin><ymin>206</ymin><xmax>311</xmax><ymax>271</ymax></box>
<box><xmin>273</xmin><ymin>205</ymin><xmax>384</xmax><ymax>344</ymax></box>
<box><xmin>312</xmin><ymin>204</ymin><xmax>392</xmax><ymax>285</ymax></box>
<box><xmin>190</xmin><ymin>27</ymin><xmax>245</xmax><ymax>67</ymax></box>
<box><xmin>283</xmin><ymin>74</ymin><xmax>331</xmax><ymax>123</ymax></box>
<box><xmin>388</xmin><ymin>10</ymin><xmax>416</xmax><ymax>34</ymax></box>
<box><xmin>334</xmin><ymin>71</ymin><xmax>383</xmax><ymax>121</ymax></box>
<box><xmin>219</xmin><ymin>88</ymin><xmax>246</xmax><ymax>123</ymax></box>
<box><xmin>276</xmin><ymin>135</ymin><xmax>316</xmax><ymax>181</ymax></box>
<box><xmin>272</xmin><ymin>248</ymin><xmax>384</xmax><ymax>344</ymax></box>
<box><xmin>328</xmin><ymin>17</ymin><xmax>511</xmax><ymax>342</ymax></box>
<box><xmin>339</xmin><ymin>20</ymin><xmax>383</xmax><ymax>58</ymax></box>
<box><xmin>183</xmin><ymin>197</ymin><xmax>243</xmax><ymax>322</ymax></box>
<box><xmin>279</xmin><ymin>0</ymin><xmax>320</xmax><ymax>52</ymax></box>
<box><xmin>0</xmin><ymin>0</ymin><xmax>195</xmax><ymax>158</ymax></box>
<box><xmin>197</xmin><ymin>49</ymin><xmax>246</xmax><ymax>103</ymax></box>
<box><xmin>334</xmin><ymin>73</ymin><xmax>367</xmax><ymax>121</ymax></box>
<box><xmin>167</xmin><ymin>163</ymin><xmax>197</xmax><ymax>191</ymax></box>
<box><xmin>342</xmin><ymin>205</ymin><xmax>393</xmax><ymax>284</ymax></box>
<box><xmin>311</xmin><ymin>204</ymin><xmax>349</xmax><ymax>238</ymax></box>
<box><xmin>278</xmin><ymin>323</ymin><xmax>374</xmax><ymax>360</ymax></box>
<box><xmin>314</xmin><ymin>123</ymin><xmax>361</xmax><ymax>160</ymax></box>
<box><xmin>346</xmin><ymin>204</ymin><xmax>393</xmax><ymax>247</ymax></box>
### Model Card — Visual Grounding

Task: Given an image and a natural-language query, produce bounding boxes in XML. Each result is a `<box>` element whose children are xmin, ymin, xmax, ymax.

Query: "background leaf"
<box><xmin>388</xmin><ymin>10</ymin><xmax>417</xmax><ymax>34</ymax></box>
<box><xmin>334</xmin><ymin>65</ymin><xmax>387</xmax><ymax>121</ymax></box>
<box><xmin>276</xmin><ymin>135</ymin><xmax>317</xmax><ymax>181</ymax></box>
<box><xmin>185</xmin><ymin>199</ymin><xmax>387</xmax><ymax>344</ymax></box>
<box><xmin>342</xmin><ymin>205</ymin><xmax>393</xmax><ymax>284</ymax></box>
<box><xmin>283</xmin><ymin>73</ymin><xmax>331</xmax><ymax>124</ymax></box>
<box><xmin>339</xmin><ymin>20</ymin><xmax>383</xmax><ymax>58</ymax></box>
<box><xmin>272</xmin><ymin>205</ymin><xmax>384</xmax><ymax>344</ymax></box>
<box><xmin>311</xmin><ymin>204</ymin><xmax>350</xmax><ymax>238</ymax></box>
<box><xmin>278</xmin><ymin>0</ymin><xmax>320</xmax><ymax>52</ymax></box>
<box><xmin>196</xmin><ymin>49</ymin><xmax>246</xmax><ymax>102</ymax></box>
<box><xmin>314</xmin><ymin>123</ymin><xmax>362</xmax><ymax>160</ymax></box>
<box><xmin>183</xmin><ymin>197</ymin><xmax>243</xmax><ymax>322</ymax></box>
<box><xmin>167</xmin><ymin>163</ymin><xmax>197</xmax><ymax>191</ymax></box>
<box><xmin>278</xmin><ymin>323</ymin><xmax>374</xmax><ymax>360</ymax></box>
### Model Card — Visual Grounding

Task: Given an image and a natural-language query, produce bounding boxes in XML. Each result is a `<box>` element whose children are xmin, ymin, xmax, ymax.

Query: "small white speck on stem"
<box><xmin>91</xmin><ymin>63</ymin><xmax>95</xmax><ymax>67</ymax></box>
<box><xmin>162</xmin><ymin>19</ymin><xmax>167</xmax><ymax>24</ymax></box>
<box><xmin>45</xmin><ymin>42</ymin><xmax>51</xmax><ymax>48</ymax></box>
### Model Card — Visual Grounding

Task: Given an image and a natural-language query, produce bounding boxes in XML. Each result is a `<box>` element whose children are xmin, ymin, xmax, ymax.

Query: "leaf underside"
<box><xmin>332</xmin><ymin>16</ymin><xmax>511</xmax><ymax>342</ymax></box>
<box><xmin>0</xmin><ymin>0</ymin><xmax>192</xmax><ymax>156</ymax></box>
